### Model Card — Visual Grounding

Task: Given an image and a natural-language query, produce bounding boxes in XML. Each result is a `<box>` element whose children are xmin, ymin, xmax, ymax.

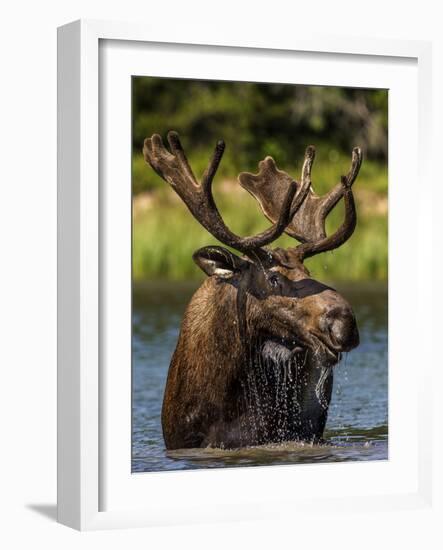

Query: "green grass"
<box><xmin>132</xmin><ymin>148</ymin><xmax>387</xmax><ymax>282</ymax></box>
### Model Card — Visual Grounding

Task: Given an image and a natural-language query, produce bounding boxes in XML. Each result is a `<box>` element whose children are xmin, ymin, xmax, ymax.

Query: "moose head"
<box><xmin>143</xmin><ymin>131</ymin><xmax>361</xmax><ymax>450</ymax></box>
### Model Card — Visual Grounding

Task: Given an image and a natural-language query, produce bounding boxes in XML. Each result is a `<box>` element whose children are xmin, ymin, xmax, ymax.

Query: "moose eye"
<box><xmin>268</xmin><ymin>274</ymin><xmax>280</xmax><ymax>288</ymax></box>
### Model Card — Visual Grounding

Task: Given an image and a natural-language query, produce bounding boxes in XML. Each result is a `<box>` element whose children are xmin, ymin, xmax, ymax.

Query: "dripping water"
<box><xmin>239</xmin><ymin>338</ymin><xmax>334</xmax><ymax>445</ymax></box>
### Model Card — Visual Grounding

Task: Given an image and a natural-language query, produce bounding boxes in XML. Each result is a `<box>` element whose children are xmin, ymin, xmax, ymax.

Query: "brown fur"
<box><xmin>161</xmin><ymin>257</ymin><xmax>359</xmax><ymax>449</ymax></box>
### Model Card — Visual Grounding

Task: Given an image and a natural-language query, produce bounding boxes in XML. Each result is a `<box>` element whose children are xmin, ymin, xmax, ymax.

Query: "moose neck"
<box><xmin>176</xmin><ymin>278</ymin><xmax>247</xmax><ymax>382</ymax></box>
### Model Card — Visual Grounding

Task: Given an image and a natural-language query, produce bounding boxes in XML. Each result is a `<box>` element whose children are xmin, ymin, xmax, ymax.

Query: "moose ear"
<box><xmin>192</xmin><ymin>246</ymin><xmax>249</xmax><ymax>278</ymax></box>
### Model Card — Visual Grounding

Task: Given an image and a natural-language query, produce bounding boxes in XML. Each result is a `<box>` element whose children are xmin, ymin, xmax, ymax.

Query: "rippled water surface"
<box><xmin>132</xmin><ymin>282</ymin><xmax>388</xmax><ymax>472</ymax></box>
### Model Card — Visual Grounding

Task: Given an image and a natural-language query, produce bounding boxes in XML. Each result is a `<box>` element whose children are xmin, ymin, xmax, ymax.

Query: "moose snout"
<box><xmin>325</xmin><ymin>306</ymin><xmax>359</xmax><ymax>351</ymax></box>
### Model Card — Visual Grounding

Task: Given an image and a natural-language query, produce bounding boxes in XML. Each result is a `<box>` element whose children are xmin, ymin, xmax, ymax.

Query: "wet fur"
<box><xmin>161</xmin><ymin>276</ymin><xmax>334</xmax><ymax>449</ymax></box>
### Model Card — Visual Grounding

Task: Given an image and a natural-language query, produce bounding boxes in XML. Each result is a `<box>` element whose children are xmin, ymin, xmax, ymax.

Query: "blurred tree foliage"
<box><xmin>133</xmin><ymin>77</ymin><xmax>387</xmax><ymax>178</ymax></box>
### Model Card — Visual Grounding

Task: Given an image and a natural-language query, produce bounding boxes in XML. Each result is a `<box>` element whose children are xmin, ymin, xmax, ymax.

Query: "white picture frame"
<box><xmin>57</xmin><ymin>19</ymin><xmax>433</xmax><ymax>531</ymax></box>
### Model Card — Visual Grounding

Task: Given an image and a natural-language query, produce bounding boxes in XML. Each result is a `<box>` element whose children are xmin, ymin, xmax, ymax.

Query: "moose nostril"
<box><xmin>326</xmin><ymin>307</ymin><xmax>347</xmax><ymax>327</ymax></box>
<box><xmin>326</xmin><ymin>307</ymin><xmax>359</xmax><ymax>350</ymax></box>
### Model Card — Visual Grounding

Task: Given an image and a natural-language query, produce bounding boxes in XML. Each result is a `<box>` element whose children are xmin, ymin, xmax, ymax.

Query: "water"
<box><xmin>132</xmin><ymin>281</ymin><xmax>388</xmax><ymax>472</ymax></box>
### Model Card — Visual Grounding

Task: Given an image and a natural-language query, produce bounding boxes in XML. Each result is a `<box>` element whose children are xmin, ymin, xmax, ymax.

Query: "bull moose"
<box><xmin>143</xmin><ymin>131</ymin><xmax>361</xmax><ymax>450</ymax></box>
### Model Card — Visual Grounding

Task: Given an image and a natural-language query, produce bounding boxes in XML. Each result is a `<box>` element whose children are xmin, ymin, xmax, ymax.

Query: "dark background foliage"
<box><xmin>133</xmin><ymin>78</ymin><xmax>387</xmax><ymax>173</ymax></box>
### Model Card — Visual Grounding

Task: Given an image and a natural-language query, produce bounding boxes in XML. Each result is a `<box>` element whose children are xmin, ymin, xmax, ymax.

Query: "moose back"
<box><xmin>143</xmin><ymin>131</ymin><xmax>361</xmax><ymax>450</ymax></box>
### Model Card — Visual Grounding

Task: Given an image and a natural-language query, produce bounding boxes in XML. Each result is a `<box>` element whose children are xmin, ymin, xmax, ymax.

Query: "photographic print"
<box><xmin>131</xmin><ymin>77</ymin><xmax>388</xmax><ymax>472</ymax></box>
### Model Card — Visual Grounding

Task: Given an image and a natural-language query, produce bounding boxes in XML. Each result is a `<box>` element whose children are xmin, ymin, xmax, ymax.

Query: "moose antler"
<box><xmin>239</xmin><ymin>147</ymin><xmax>362</xmax><ymax>260</ymax></box>
<box><xmin>143</xmin><ymin>131</ymin><xmax>313</xmax><ymax>260</ymax></box>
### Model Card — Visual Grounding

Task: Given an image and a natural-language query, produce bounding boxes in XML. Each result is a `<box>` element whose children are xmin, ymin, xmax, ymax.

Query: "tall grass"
<box><xmin>133</xmin><ymin>148</ymin><xmax>387</xmax><ymax>282</ymax></box>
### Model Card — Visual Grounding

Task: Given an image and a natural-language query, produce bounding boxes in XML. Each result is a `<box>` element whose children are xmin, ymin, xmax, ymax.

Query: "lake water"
<box><xmin>132</xmin><ymin>281</ymin><xmax>388</xmax><ymax>472</ymax></box>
